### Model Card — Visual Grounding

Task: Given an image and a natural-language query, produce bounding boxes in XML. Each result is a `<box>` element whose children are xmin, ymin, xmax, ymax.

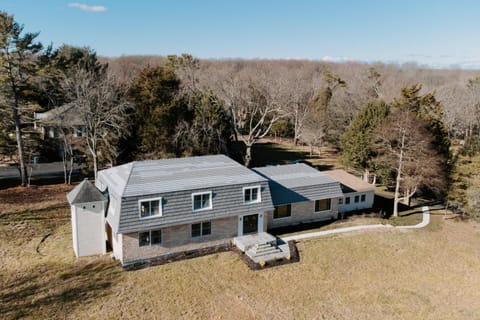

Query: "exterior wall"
<box><xmin>121</xmin><ymin>216</ymin><xmax>238</xmax><ymax>265</ymax></box>
<box><xmin>112</xmin><ymin>231</ymin><xmax>123</xmax><ymax>262</ymax></box>
<box><xmin>117</xmin><ymin>181</ymin><xmax>273</xmax><ymax>234</ymax></box>
<box><xmin>267</xmin><ymin>197</ymin><xmax>340</xmax><ymax>229</ymax></box>
<box><xmin>71</xmin><ymin>205</ymin><xmax>79</xmax><ymax>257</ymax></box>
<box><xmin>339</xmin><ymin>191</ymin><xmax>374</xmax><ymax>213</ymax></box>
<box><xmin>74</xmin><ymin>200</ymin><xmax>106</xmax><ymax>257</ymax></box>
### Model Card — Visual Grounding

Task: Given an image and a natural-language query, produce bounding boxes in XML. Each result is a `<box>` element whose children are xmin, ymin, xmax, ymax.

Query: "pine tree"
<box><xmin>340</xmin><ymin>100</ymin><xmax>389</xmax><ymax>181</ymax></box>
<box><xmin>0</xmin><ymin>11</ymin><xmax>42</xmax><ymax>186</ymax></box>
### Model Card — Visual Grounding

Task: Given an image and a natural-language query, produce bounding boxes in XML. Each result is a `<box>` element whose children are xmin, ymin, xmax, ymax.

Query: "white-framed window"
<box><xmin>192</xmin><ymin>191</ymin><xmax>212</xmax><ymax>212</ymax></box>
<box><xmin>243</xmin><ymin>186</ymin><xmax>261</xmax><ymax>204</ymax></box>
<box><xmin>354</xmin><ymin>195</ymin><xmax>360</xmax><ymax>203</ymax></box>
<box><xmin>139</xmin><ymin>229</ymin><xmax>162</xmax><ymax>247</ymax></box>
<box><xmin>361</xmin><ymin>194</ymin><xmax>366</xmax><ymax>202</ymax></box>
<box><xmin>315</xmin><ymin>199</ymin><xmax>331</xmax><ymax>212</ymax></box>
<box><xmin>338</xmin><ymin>198</ymin><xmax>343</xmax><ymax>205</ymax></box>
<box><xmin>273</xmin><ymin>204</ymin><xmax>291</xmax><ymax>219</ymax></box>
<box><xmin>345</xmin><ymin>197</ymin><xmax>351</xmax><ymax>205</ymax></box>
<box><xmin>138</xmin><ymin>197</ymin><xmax>162</xmax><ymax>218</ymax></box>
<box><xmin>191</xmin><ymin>221</ymin><xmax>212</xmax><ymax>237</ymax></box>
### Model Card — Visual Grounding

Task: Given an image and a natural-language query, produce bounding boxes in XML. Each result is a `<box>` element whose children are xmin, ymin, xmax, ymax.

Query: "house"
<box><xmin>253</xmin><ymin>164</ymin><xmax>343</xmax><ymax>229</ymax></box>
<box><xmin>67</xmin><ymin>155</ymin><xmax>367</xmax><ymax>266</ymax></box>
<box><xmin>93</xmin><ymin>155</ymin><xmax>274</xmax><ymax>265</ymax></box>
<box><xmin>34</xmin><ymin>103</ymin><xmax>86</xmax><ymax>139</ymax></box>
<box><xmin>323</xmin><ymin>169</ymin><xmax>375</xmax><ymax>213</ymax></box>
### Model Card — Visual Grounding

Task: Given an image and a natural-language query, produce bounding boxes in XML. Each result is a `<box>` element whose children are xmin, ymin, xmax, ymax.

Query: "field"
<box><xmin>1</xmin><ymin>183</ymin><xmax>480</xmax><ymax>319</ymax></box>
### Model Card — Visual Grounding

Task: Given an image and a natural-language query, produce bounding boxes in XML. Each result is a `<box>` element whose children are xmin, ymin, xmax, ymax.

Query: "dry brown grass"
<box><xmin>1</xmin><ymin>184</ymin><xmax>480</xmax><ymax>319</ymax></box>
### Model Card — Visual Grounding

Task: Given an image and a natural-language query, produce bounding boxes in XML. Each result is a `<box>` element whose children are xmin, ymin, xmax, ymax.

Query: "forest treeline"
<box><xmin>1</xmin><ymin>11</ymin><xmax>480</xmax><ymax>217</ymax></box>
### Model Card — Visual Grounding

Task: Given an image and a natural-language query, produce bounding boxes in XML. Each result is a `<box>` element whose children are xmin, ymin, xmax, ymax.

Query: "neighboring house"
<box><xmin>253</xmin><ymin>164</ymin><xmax>343</xmax><ymax>229</ymax></box>
<box><xmin>34</xmin><ymin>103</ymin><xmax>86</xmax><ymax>139</ymax></box>
<box><xmin>324</xmin><ymin>169</ymin><xmax>375</xmax><ymax>213</ymax></box>
<box><xmin>67</xmin><ymin>155</ymin><xmax>372</xmax><ymax>266</ymax></box>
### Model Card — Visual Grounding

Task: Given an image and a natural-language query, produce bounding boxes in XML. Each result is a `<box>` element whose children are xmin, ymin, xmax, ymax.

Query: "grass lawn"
<box><xmin>2</xmin><ymin>184</ymin><xmax>480</xmax><ymax>319</ymax></box>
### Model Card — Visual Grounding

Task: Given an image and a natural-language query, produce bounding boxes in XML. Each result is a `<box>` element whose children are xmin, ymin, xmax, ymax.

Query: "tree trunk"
<box><xmin>393</xmin><ymin>129</ymin><xmax>406</xmax><ymax>218</ymax></box>
<box><xmin>92</xmin><ymin>152</ymin><xmax>98</xmax><ymax>181</ymax></box>
<box><xmin>244</xmin><ymin>144</ymin><xmax>252</xmax><ymax>167</ymax></box>
<box><xmin>13</xmin><ymin>104</ymin><xmax>27</xmax><ymax>186</ymax></box>
<box><xmin>68</xmin><ymin>155</ymin><xmax>74</xmax><ymax>185</ymax></box>
<box><xmin>363</xmin><ymin>168</ymin><xmax>370</xmax><ymax>182</ymax></box>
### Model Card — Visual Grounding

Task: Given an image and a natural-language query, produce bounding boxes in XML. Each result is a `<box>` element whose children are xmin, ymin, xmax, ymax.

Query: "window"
<box><xmin>244</xmin><ymin>186</ymin><xmax>261</xmax><ymax>204</ymax></box>
<box><xmin>139</xmin><ymin>198</ymin><xmax>162</xmax><ymax>218</ymax></box>
<box><xmin>192</xmin><ymin>192</ymin><xmax>212</xmax><ymax>211</ymax></box>
<box><xmin>354</xmin><ymin>195</ymin><xmax>360</xmax><ymax>203</ymax></box>
<box><xmin>345</xmin><ymin>197</ymin><xmax>350</xmax><ymax>205</ymax></box>
<box><xmin>361</xmin><ymin>194</ymin><xmax>366</xmax><ymax>202</ymax></box>
<box><xmin>274</xmin><ymin>204</ymin><xmax>291</xmax><ymax>219</ymax></box>
<box><xmin>338</xmin><ymin>198</ymin><xmax>343</xmax><ymax>205</ymax></box>
<box><xmin>191</xmin><ymin>221</ymin><xmax>212</xmax><ymax>237</ymax></box>
<box><xmin>315</xmin><ymin>199</ymin><xmax>331</xmax><ymax>212</ymax></box>
<box><xmin>139</xmin><ymin>230</ymin><xmax>162</xmax><ymax>247</ymax></box>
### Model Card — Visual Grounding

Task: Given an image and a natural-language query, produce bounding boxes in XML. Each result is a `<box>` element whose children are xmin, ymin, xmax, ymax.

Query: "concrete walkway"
<box><xmin>282</xmin><ymin>206</ymin><xmax>430</xmax><ymax>242</ymax></box>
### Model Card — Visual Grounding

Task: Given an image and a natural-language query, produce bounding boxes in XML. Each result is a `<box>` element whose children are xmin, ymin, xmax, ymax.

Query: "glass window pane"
<box><xmin>139</xmin><ymin>232</ymin><xmax>150</xmax><ymax>246</ymax></box>
<box><xmin>202</xmin><ymin>222</ymin><xmax>211</xmax><ymax>235</ymax></box>
<box><xmin>244</xmin><ymin>189</ymin><xmax>251</xmax><ymax>202</ymax></box>
<box><xmin>345</xmin><ymin>197</ymin><xmax>350</xmax><ymax>204</ymax></box>
<box><xmin>316</xmin><ymin>199</ymin><xmax>331</xmax><ymax>211</ymax></box>
<box><xmin>354</xmin><ymin>196</ymin><xmax>359</xmax><ymax>203</ymax></box>
<box><xmin>274</xmin><ymin>205</ymin><xmax>291</xmax><ymax>219</ymax></box>
<box><xmin>193</xmin><ymin>195</ymin><xmax>201</xmax><ymax>210</ymax></box>
<box><xmin>140</xmin><ymin>202</ymin><xmax>149</xmax><ymax>217</ymax></box>
<box><xmin>361</xmin><ymin>194</ymin><xmax>366</xmax><ymax>202</ymax></box>
<box><xmin>151</xmin><ymin>200</ymin><xmax>160</xmax><ymax>215</ymax></box>
<box><xmin>151</xmin><ymin>230</ymin><xmax>162</xmax><ymax>244</ymax></box>
<box><xmin>202</xmin><ymin>194</ymin><xmax>210</xmax><ymax>208</ymax></box>
<box><xmin>192</xmin><ymin>223</ymin><xmax>201</xmax><ymax>237</ymax></box>
<box><xmin>251</xmin><ymin>188</ymin><xmax>258</xmax><ymax>201</ymax></box>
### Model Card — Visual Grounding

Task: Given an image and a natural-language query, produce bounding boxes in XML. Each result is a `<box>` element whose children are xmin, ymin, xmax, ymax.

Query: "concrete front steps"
<box><xmin>234</xmin><ymin>232</ymin><xmax>290</xmax><ymax>264</ymax></box>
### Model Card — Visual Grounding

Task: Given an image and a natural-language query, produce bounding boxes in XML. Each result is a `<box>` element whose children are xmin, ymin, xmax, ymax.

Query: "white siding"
<box><xmin>74</xmin><ymin>201</ymin><xmax>106</xmax><ymax>257</ymax></box>
<box><xmin>71</xmin><ymin>205</ymin><xmax>79</xmax><ymax>256</ymax></box>
<box><xmin>339</xmin><ymin>191</ymin><xmax>374</xmax><ymax>213</ymax></box>
<box><xmin>112</xmin><ymin>232</ymin><xmax>123</xmax><ymax>263</ymax></box>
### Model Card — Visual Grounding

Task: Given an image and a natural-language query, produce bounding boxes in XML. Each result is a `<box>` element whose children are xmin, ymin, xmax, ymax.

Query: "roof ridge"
<box><xmin>121</xmin><ymin>162</ymin><xmax>135</xmax><ymax>196</ymax></box>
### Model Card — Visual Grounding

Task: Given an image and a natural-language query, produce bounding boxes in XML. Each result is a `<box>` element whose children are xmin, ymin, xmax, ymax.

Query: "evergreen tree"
<box><xmin>0</xmin><ymin>11</ymin><xmax>42</xmax><ymax>186</ymax></box>
<box><xmin>340</xmin><ymin>100</ymin><xmax>389</xmax><ymax>181</ymax></box>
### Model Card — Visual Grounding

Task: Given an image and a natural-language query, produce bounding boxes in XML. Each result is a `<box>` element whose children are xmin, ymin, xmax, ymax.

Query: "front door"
<box><xmin>242</xmin><ymin>214</ymin><xmax>258</xmax><ymax>235</ymax></box>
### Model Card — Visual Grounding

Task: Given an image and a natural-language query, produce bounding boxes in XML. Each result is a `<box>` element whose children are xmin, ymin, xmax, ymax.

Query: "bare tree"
<box><xmin>63</xmin><ymin>69</ymin><xmax>131</xmax><ymax>180</ymax></box>
<box><xmin>374</xmin><ymin>108</ymin><xmax>444</xmax><ymax>216</ymax></box>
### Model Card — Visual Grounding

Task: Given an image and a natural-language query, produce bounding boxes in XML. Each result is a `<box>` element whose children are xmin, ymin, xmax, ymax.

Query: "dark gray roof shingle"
<box><xmin>253</xmin><ymin>164</ymin><xmax>343</xmax><ymax>206</ymax></box>
<box><xmin>67</xmin><ymin>179</ymin><xmax>107</xmax><ymax>205</ymax></box>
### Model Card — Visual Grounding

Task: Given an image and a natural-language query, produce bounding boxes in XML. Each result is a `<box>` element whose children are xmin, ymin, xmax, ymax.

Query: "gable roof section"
<box><xmin>323</xmin><ymin>169</ymin><xmax>374</xmax><ymax>193</ymax></box>
<box><xmin>253</xmin><ymin>164</ymin><xmax>343</xmax><ymax>206</ymax></box>
<box><xmin>67</xmin><ymin>179</ymin><xmax>107</xmax><ymax>205</ymax></box>
<box><xmin>98</xmin><ymin>154</ymin><xmax>267</xmax><ymax>198</ymax></box>
<box><xmin>35</xmin><ymin>103</ymin><xmax>84</xmax><ymax>126</ymax></box>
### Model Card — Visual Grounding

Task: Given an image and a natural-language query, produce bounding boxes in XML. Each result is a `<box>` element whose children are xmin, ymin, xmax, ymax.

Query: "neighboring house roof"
<box><xmin>323</xmin><ymin>169</ymin><xmax>374</xmax><ymax>193</ymax></box>
<box><xmin>97</xmin><ymin>154</ymin><xmax>268</xmax><ymax>198</ymax></box>
<box><xmin>67</xmin><ymin>179</ymin><xmax>107</xmax><ymax>205</ymax></box>
<box><xmin>34</xmin><ymin>103</ymin><xmax>84</xmax><ymax>127</ymax></box>
<box><xmin>253</xmin><ymin>163</ymin><xmax>343</xmax><ymax>206</ymax></box>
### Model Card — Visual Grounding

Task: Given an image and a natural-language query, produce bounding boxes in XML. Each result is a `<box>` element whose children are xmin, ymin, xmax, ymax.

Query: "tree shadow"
<box><xmin>0</xmin><ymin>260</ymin><xmax>121</xmax><ymax>319</ymax></box>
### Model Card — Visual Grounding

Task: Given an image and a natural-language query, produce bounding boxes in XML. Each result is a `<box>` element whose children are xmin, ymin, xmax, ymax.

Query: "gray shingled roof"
<box><xmin>35</xmin><ymin>103</ymin><xmax>84</xmax><ymax>126</ymax></box>
<box><xmin>323</xmin><ymin>169</ymin><xmax>375</xmax><ymax>193</ymax></box>
<box><xmin>97</xmin><ymin>154</ymin><xmax>268</xmax><ymax>198</ymax></box>
<box><xmin>253</xmin><ymin>164</ymin><xmax>343</xmax><ymax>206</ymax></box>
<box><xmin>67</xmin><ymin>179</ymin><xmax>107</xmax><ymax>204</ymax></box>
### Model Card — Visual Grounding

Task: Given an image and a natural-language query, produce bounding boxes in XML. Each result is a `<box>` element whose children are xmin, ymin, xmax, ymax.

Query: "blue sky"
<box><xmin>3</xmin><ymin>0</ymin><xmax>480</xmax><ymax>68</ymax></box>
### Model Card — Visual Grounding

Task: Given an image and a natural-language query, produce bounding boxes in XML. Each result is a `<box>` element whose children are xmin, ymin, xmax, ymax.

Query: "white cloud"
<box><xmin>320</xmin><ymin>55</ymin><xmax>350</xmax><ymax>63</ymax></box>
<box><xmin>68</xmin><ymin>3</ymin><xmax>107</xmax><ymax>13</ymax></box>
